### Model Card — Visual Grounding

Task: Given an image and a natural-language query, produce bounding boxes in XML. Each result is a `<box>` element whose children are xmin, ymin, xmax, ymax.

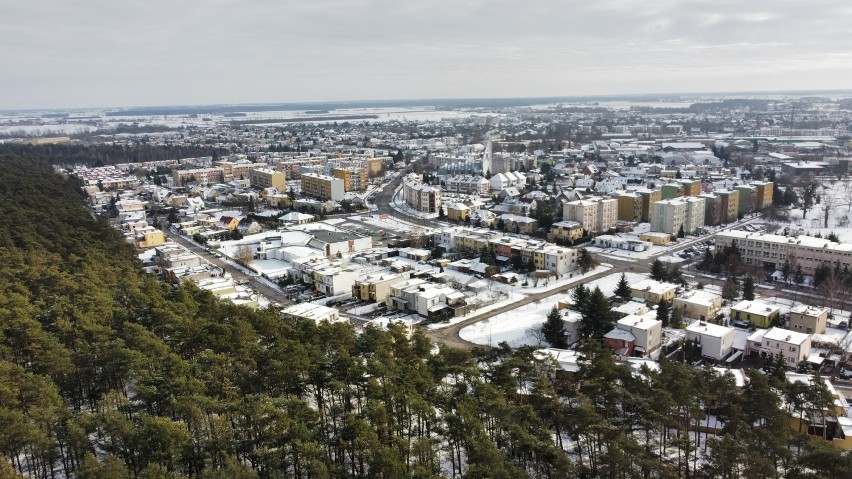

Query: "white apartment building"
<box><xmin>650</xmin><ymin>197</ymin><xmax>705</xmax><ymax>236</ymax></box>
<box><xmin>714</xmin><ymin>230</ymin><xmax>852</xmax><ymax>275</ymax></box>
<box><xmin>445</xmin><ymin>175</ymin><xmax>490</xmax><ymax>195</ymax></box>
<box><xmin>563</xmin><ymin>197</ymin><xmax>617</xmax><ymax>234</ymax></box>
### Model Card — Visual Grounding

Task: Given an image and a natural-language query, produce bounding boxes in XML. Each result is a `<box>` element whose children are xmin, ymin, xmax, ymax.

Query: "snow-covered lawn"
<box><xmin>459</xmin><ymin>295</ymin><xmax>563</xmax><ymax>347</ymax></box>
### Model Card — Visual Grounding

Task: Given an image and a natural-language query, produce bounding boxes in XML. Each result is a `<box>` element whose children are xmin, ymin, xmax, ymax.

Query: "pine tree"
<box><xmin>670</xmin><ymin>305</ymin><xmax>684</xmax><ymax>328</ymax></box>
<box><xmin>614</xmin><ymin>273</ymin><xmax>631</xmax><ymax>300</ymax></box>
<box><xmin>572</xmin><ymin>284</ymin><xmax>591</xmax><ymax>314</ymax></box>
<box><xmin>650</xmin><ymin>259</ymin><xmax>667</xmax><ymax>281</ymax></box>
<box><xmin>541</xmin><ymin>306</ymin><xmax>567</xmax><ymax>348</ymax></box>
<box><xmin>742</xmin><ymin>275</ymin><xmax>755</xmax><ymax>301</ymax></box>
<box><xmin>722</xmin><ymin>276</ymin><xmax>740</xmax><ymax>301</ymax></box>
<box><xmin>657</xmin><ymin>299</ymin><xmax>670</xmax><ymax>327</ymax></box>
<box><xmin>578</xmin><ymin>248</ymin><xmax>595</xmax><ymax>273</ymax></box>
<box><xmin>579</xmin><ymin>287</ymin><xmax>615</xmax><ymax>339</ymax></box>
<box><xmin>794</xmin><ymin>265</ymin><xmax>804</xmax><ymax>285</ymax></box>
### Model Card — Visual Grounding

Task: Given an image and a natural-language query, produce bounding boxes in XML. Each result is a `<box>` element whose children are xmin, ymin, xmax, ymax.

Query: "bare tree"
<box><xmin>235</xmin><ymin>244</ymin><xmax>254</xmax><ymax>266</ymax></box>
<box><xmin>818</xmin><ymin>269</ymin><xmax>846</xmax><ymax>313</ymax></box>
<box><xmin>823</xmin><ymin>194</ymin><xmax>836</xmax><ymax>228</ymax></box>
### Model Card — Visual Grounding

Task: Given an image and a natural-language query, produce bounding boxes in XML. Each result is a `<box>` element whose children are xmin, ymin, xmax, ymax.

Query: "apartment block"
<box><xmin>563</xmin><ymin>197</ymin><xmax>617</xmax><ymax>235</ymax></box>
<box><xmin>716</xmin><ymin>190</ymin><xmax>739</xmax><ymax>224</ymax></box>
<box><xmin>172</xmin><ymin>167</ymin><xmax>225</xmax><ymax>186</ymax></box>
<box><xmin>403</xmin><ymin>180</ymin><xmax>442</xmax><ymax>213</ymax></box>
<box><xmin>301</xmin><ymin>173</ymin><xmax>345</xmax><ymax>201</ymax></box>
<box><xmin>617</xmin><ymin>192</ymin><xmax>642</xmax><ymax>222</ymax></box>
<box><xmin>636</xmin><ymin>189</ymin><xmax>662</xmax><ymax>222</ymax></box>
<box><xmin>734</xmin><ymin>185</ymin><xmax>757</xmax><ymax>215</ymax></box>
<box><xmin>751</xmin><ymin>181</ymin><xmax>774</xmax><ymax>210</ymax></box>
<box><xmin>650</xmin><ymin>197</ymin><xmax>704</xmax><ymax>236</ymax></box>
<box><xmin>333</xmin><ymin>166</ymin><xmax>368</xmax><ymax>192</ymax></box>
<box><xmin>249</xmin><ymin>168</ymin><xmax>286</xmax><ymax>190</ymax></box>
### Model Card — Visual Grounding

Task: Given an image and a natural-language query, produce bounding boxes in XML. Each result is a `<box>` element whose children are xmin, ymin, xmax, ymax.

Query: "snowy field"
<box><xmin>458</xmin><ymin>270</ymin><xmax>637</xmax><ymax>347</ymax></box>
<box><xmin>459</xmin><ymin>295</ymin><xmax>564</xmax><ymax>347</ymax></box>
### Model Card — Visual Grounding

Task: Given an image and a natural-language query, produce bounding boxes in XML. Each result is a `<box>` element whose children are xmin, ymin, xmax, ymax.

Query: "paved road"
<box><xmin>164</xmin><ymin>231</ymin><xmax>294</xmax><ymax>307</ymax></box>
<box><xmin>422</xmin><ymin>217</ymin><xmax>764</xmax><ymax>349</ymax></box>
<box><xmin>423</xmin><ymin>267</ymin><xmax>614</xmax><ymax>349</ymax></box>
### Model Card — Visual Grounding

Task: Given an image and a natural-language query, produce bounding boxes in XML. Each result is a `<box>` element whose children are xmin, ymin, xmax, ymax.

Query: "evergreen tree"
<box><xmin>742</xmin><ymin>275</ymin><xmax>755</xmax><ymax>301</ymax></box>
<box><xmin>541</xmin><ymin>306</ymin><xmax>567</xmax><ymax>348</ymax></box>
<box><xmin>650</xmin><ymin>259</ymin><xmax>667</xmax><ymax>281</ymax></box>
<box><xmin>794</xmin><ymin>264</ymin><xmax>805</xmax><ymax>285</ymax></box>
<box><xmin>572</xmin><ymin>284</ymin><xmax>590</xmax><ymax>313</ymax></box>
<box><xmin>657</xmin><ymin>299</ymin><xmax>670</xmax><ymax>327</ymax></box>
<box><xmin>670</xmin><ymin>304</ymin><xmax>684</xmax><ymax>328</ymax></box>
<box><xmin>614</xmin><ymin>273</ymin><xmax>631</xmax><ymax>300</ymax></box>
<box><xmin>678</xmin><ymin>224</ymin><xmax>685</xmax><ymax>239</ymax></box>
<box><xmin>722</xmin><ymin>276</ymin><xmax>740</xmax><ymax>301</ymax></box>
<box><xmin>579</xmin><ymin>287</ymin><xmax>615</xmax><ymax>339</ymax></box>
<box><xmin>578</xmin><ymin>248</ymin><xmax>595</xmax><ymax>273</ymax></box>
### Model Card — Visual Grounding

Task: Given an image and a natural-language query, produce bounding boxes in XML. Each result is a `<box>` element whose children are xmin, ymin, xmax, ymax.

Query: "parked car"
<box><xmin>732</xmin><ymin>320</ymin><xmax>751</xmax><ymax>329</ymax></box>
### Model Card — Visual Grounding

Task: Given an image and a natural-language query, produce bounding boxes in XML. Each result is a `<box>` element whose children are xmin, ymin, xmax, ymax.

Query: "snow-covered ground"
<box><xmin>459</xmin><ymin>295</ymin><xmax>563</xmax><ymax>347</ymax></box>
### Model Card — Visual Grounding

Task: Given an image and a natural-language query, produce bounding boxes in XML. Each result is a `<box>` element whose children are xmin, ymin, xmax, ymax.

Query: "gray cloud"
<box><xmin>1</xmin><ymin>0</ymin><xmax>851</xmax><ymax>109</ymax></box>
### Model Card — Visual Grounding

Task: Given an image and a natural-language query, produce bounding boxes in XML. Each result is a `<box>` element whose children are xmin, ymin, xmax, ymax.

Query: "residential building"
<box><xmin>301</xmin><ymin>173</ymin><xmax>345</xmax><ymax>201</ymax></box>
<box><xmin>639</xmin><ymin>231</ymin><xmax>671</xmax><ymax>245</ymax></box>
<box><xmin>745</xmin><ymin>327</ymin><xmax>811</xmax><ymax>367</ymax></box>
<box><xmin>563</xmin><ymin>197</ymin><xmax>617</xmax><ymax>235</ymax></box>
<box><xmin>630</xmin><ymin>279</ymin><xmax>677</xmax><ymax>303</ymax></box>
<box><xmin>661</xmin><ymin>183</ymin><xmax>684</xmax><ymax>200</ymax></box>
<box><xmin>676</xmin><ymin>179</ymin><xmax>702</xmax><ymax>197</ymax></box>
<box><xmin>403</xmin><ymin>180</ymin><xmax>442</xmax><ymax>213</ymax></box>
<box><xmin>731</xmin><ymin>300</ymin><xmax>781</xmax><ymax>328</ymax></box>
<box><xmin>133</xmin><ymin>227</ymin><xmax>166</xmax><ymax>249</ymax></box>
<box><xmin>636</xmin><ymin>189</ymin><xmax>662</xmax><ymax>222</ymax></box>
<box><xmin>333</xmin><ymin>166</ymin><xmax>368</xmax><ymax>192</ymax></box>
<box><xmin>734</xmin><ymin>185</ymin><xmax>757</xmax><ymax>215</ymax></box>
<box><xmin>604</xmin><ymin>312</ymin><xmax>662</xmax><ymax>357</ymax></box>
<box><xmin>249</xmin><ymin>168</ymin><xmax>286</xmax><ymax>190</ymax></box>
<box><xmin>549</xmin><ymin>221</ymin><xmax>584</xmax><ymax>244</ymax></box>
<box><xmin>714</xmin><ymin>230</ymin><xmax>852</xmax><ymax>275</ymax></box>
<box><xmin>446</xmin><ymin>175</ymin><xmax>490</xmax><ymax>195</ymax></box>
<box><xmin>788</xmin><ymin>304</ymin><xmax>828</xmax><ymax>334</ymax></box>
<box><xmin>280</xmin><ymin>303</ymin><xmax>344</xmax><ymax>324</ymax></box>
<box><xmin>446</xmin><ymin>203</ymin><xmax>470</xmax><ymax>222</ymax></box>
<box><xmin>673</xmin><ymin>290</ymin><xmax>722</xmax><ymax>321</ymax></box>
<box><xmin>650</xmin><ymin>197</ymin><xmax>705</xmax><ymax>236</ymax></box>
<box><xmin>716</xmin><ymin>190</ymin><xmax>740</xmax><ymax>224</ymax></box>
<box><xmin>616</xmin><ymin>192</ymin><xmax>642</xmax><ymax>222</ymax></box>
<box><xmin>685</xmin><ymin>321</ymin><xmax>735</xmax><ymax>361</ymax></box>
<box><xmin>172</xmin><ymin>167</ymin><xmax>225</xmax><ymax>186</ymax></box>
<box><xmin>751</xmin><ymin>181</ymin><xmax>773</xmax><ymax>210</ymax></box>
<box><xmin>498</xmin><ymin>214</ymin><xmax>539</xmax><ymax>235</ymax></box>
<box><xmin>700</xmin><ymin>193</ymin><xmax>722</xmax><ymax>226</ymax></box>
<box><xmin>784</xmin><ymin>373</ymin><xmax>852</xmax><ymax>450</ymax></box>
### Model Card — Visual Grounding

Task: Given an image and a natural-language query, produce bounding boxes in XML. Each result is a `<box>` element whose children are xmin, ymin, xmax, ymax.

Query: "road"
<box><xmin>421</xmin><ymin>217</ymin><xmax>764</xmax><ymax>349</ymax></box>
<box><xmin>423</xmin><ymin>267</ymin><xmax>614</xmax><ymax>349</ymax></box>
<box><xmin>164</xmin><ymin>231</ymin><xmax>294</xmax><ymax>307</ymax></box>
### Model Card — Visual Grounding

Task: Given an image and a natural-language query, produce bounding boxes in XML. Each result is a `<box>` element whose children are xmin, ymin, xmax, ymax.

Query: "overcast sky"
<box><xmin>2</xmin><ymin>0</ymin><xmax>851</xmax><ymax>110</ymax></box>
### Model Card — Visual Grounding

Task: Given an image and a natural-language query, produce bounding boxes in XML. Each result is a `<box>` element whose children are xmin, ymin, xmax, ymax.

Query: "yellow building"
<box><xmin>172</xmin><ymin>167</ymin><xmax>225</xmax><ymax>186</ymax></box>
<box><xmin>333</xmin><ymin>167</ymin><xmax>368</xmax><ymax>192</ymax></box>
<box><xmin>752</xmin><ymin>181</ymin><xmax>774</xmax><ymax>210</ymax></box>
<box><xmin>134</xmin><ymin>228</ymin><xmax>166</xmax><ymax>248</ymax></box>
<box><xmin>716</xmin><ymin>190</ymin><xmax>739</xmax><ymax>223</ymax></box>
<box><xmin>630</xmin><ymin>279</ymin><xmax>677</xmax><ymax>303</ymax></box>
<box><xmin>637</xmin><ymin>189</ymin><xmax>662</xmax><ymax>222</ymax></box>
<box><xmin>677</xmin><ymin>179</ymin><xmax>702</xmax><ymax>197</ymax></box>
<box><xmin>639</xmin><ymin>232</ymin><xmax>671</xmax><ymax>245</ymax></box>
<box><xmin>617</xmin><ymin>193</ymin><xmax>642</xmax><ymax>222</ymax></box>
<box><xmin>249</xmin><ymin>168</ymin><xmax>286</xmax><ymax>190</ymax></box>
<box><xmin>549</xmin><ymin>221</ymin><xmax>584</xmax><ymax>244</ymax></box>
<box><xmin>366</xmin><ymin>158</ymin><xmax>385</xmax><ymax>177</ymax></box>
<box><xmin>446</xmin><ymin>203</ymin><xmax>470</xmax><ymax>222</ymax></box>
<box><xmin>301</xmin><ymin>173</ymin><xmax>345</xmax><ymax>201</ymax></box>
